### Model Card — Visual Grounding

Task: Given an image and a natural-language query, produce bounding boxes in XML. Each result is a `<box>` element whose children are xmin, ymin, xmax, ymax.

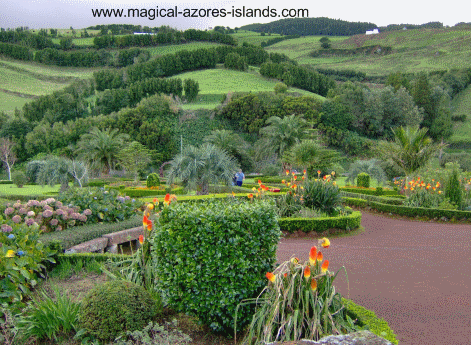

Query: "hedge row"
<box><xmin>342</xmin><ymin>197</ymin><xmax>368</xmax><ymax>207</ymax></box>
<box><xmin>369</xmin><ymin>201</ymin><xmax>471</xmax><ymax>220</ymax></box>
<box><xmin>343</xmin><ymin>298</ymin><xmax>398</xmax><ymax>344</ymax></box>
<box><xmin>340</xmin><ymin>186</ymin><xmax>402</xmax><ymax>197</ymax></box>
<box><xmin>278</xmin><ymin>211</ymin><xmax>362</xmax><ymax>233</ymax></box>
<box><xmin>56</xmin><ymin>252</ymin><xmax>123</xmax><ymax>264</ymax></box>
<box><xmin>106</xmin><ymin>186</ymin><xmax>185</xmax><ymax>197</ymax></box>
<box><xmin>0</xmin><ymin>193</ymin><xmax>49</xmax><ymax>202</ymax></box>
<box><xmin>0</xmin><ymin>180</ymin><xmax>13</xmax><ymax>184</ymax></box>
<box><xmin>39</xmin><ymin>215</ymin><xmax>142</xmax><ymax>250</ymax></box>
<box><xmin>340</xmin><ymin>192</ymin><xmax>405</xmax><ymax>205</ymax></box>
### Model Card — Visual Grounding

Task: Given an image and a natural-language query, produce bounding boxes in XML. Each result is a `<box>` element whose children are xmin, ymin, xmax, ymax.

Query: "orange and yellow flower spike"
<box><xmin>139</xmin><ymin>235</ymin><xmax>144</xmax><ymax>245</ymax></box>
<box><xmin>321</xmin><ymin>260</ymin><xmax>329</xmax><ymax>273</ymax></box>
<box><xmin>143</xmin><ymin>214</ymin><xmax>149</xmax><ymax>227</ymax></box>
<box><xmin>316</xmin><ymin>251</ymin><xmax>323</xmax><ymax>262</ymax></box>
<box><xmin>304</xmin><ymin>266</ymin><xmax>311</xmax><ymax>279</ymax></box>
<box><xmin>266</xmin><ymin>272</ymin><xmax>276</xmax><ymax>282</ymax></box>
<box><xmin>147</xmin><ymin>220</ymin><xmax>153</xmax><ymax>231</ymax></box>
<box><xmin>247</xmin><ymin>193</ymin><xmax>254</xmax><ymax>199</ymax></box>
<box><xmin>286</xmin><ymin>170</ymin><xmax>290</xmax><ymax>175</ymax></box>
<box><xmin>309</xmin><ymin>247</ymin><xmax>317</xmax><ymax>265</ymax></box>
<box><xmin>310</xmin><ymin>278</ymin><xmax>317</xmax><ymax>291</ymax></box>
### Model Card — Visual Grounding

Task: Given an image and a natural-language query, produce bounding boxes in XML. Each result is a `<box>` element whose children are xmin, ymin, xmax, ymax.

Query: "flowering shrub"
<box><xmin>0</xmin><ymin>218</ymin><xmax>56</xmax><ymax>304</ymax></box>
<box><xmin>57</xmin><ymin>187</ymin><xmax>142</xmax><ymax>223</ymax></box>
<box><xmin>242</xmin><ymin>238</ymin><xmax>359</xmax><ymax>344</ymax></box>
<box><xmin>3</xmin><ymin>198</ymin><xmax>89</xmax><ymax>233</ymax></box>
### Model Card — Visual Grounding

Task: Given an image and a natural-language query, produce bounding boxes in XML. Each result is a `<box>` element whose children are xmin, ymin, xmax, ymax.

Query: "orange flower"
<box><xmin>321</xmin><ymin>237</ymin><xmax>330</xmax><ymax>248</ymax></box>
<box><xmin>286</xmin><ymin>170</ymin><xmax>290</xmax><ymax>175</ymax></box>
<box><xmin>304</xmin><ymin>266</ymin><xmax>311</xmax><ymax>279</ymax></box>
<box><xmin>232</xmin><ymin>191</ymin><xmax>235</xmax><ymax>197</ymax></box>
<box><xmin>316</xmin><ymin>251</ymin><xmax>323</xmax><ymax>262</ymax></box>
<box><xmin>284</xmin><ymin>272</ymin><xmax>288</xmax><ymax>278</ymax></box>
<box><xmin>281</xmin><ymin>179</ymin><xmax>286</xmax><ymax>184</ymax></box>
<box><xmin>317</xmin><ymin>170</ymin><xmax>321</xmax><ymax>175</ymax></box>
<box><xmin>293</xmin><ymin>175</ymin><xmax>297</xmax><ymax>180</ymax></box>
<box><xmin>438</xmin><ymin>190</ymin><xmax>442</xmax><ymax>194</ymax></box>
<box><xmin>321</xmin><ymin>260</ymin><xmax>329</xmax><ymax>273</ymax></box>
<box><xmin>164</xmin><ymin>193</ymin><xmax>177</xmax><ymax>206</ymax></box>
<box><xmin>310</xmin><ymin>278</ymin><xmax>317</xmax><ymax>291</ymax></box>
<box><xmin>248</xmin><ymin>193</ymin><xmax>254</xmax><ymax>199</ymax></box>
<box><xmin>139</xmin><ymin>235</ymin><xmax>144</xmax><ymax>244</ymax></box>
<box><xmin>266</xmin><ymin>272</ymin><xmax>276</xmax><ymax>282</ymax></box>
<box><xmin>143</xmin><ymin>214</ymin><xmax>149</xmax><ymax>227</ymax></box>
<box><xmin>323</xmin><ymin>175</ymin><xmax>327</xmax><ymax>180</ymax></box>
<box><xmin>147</xmin><ymin>220</ymin><xmax>153</xmax><ymax>231</ymax></box>
<box><xmin>302</xmin><ymin>176</ymin><xmax>305</xmax><ymax>180</ymax></box>
<box><xmin>153</xmin><ymin>197</ymin><xmax>158</xmax><ymax>204</ymax></box>
<box><xmin>303</xmin><ymin>169</ymin><xmax>307</xmax><ymax>175</ymax></box>
<box><xmin>261</xmin><ymin>184</ymin><xmax>269</xmax><ymax>191</ymax></box>
<box><xmin>309</xmin><ymin>247</ymin><xmax>317</xmax><ymax>265</ymax></box>
<box><xmin>148</xmin><ymin>203</ymin><xmax>154</xmax><ymax>210</ymax></box>
<box><xmin>258</xmin><ymin>179</ymin><xmax>262</xmax><ymax>185</ymax></box>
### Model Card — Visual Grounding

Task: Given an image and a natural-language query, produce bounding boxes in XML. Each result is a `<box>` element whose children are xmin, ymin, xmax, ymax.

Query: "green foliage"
<box><xmin>0</xmin><ymin>219</ymin><xmax>56</xmax><ymax>305</ymax></box>
<box><xmin>57</xmin><ymin>187</ymin><xmax>140</xmax><ymax>223</ymax></box>
<box><xmin>78</xmin><ymin>280</ymin><xmax>158</xmax><ymax>341</ymax></box>
<box><xmin>403</xmin><ymin>189</ymin><xmax>443</xmax><ymax>208</ymax></box>
<box><xmin>25</xmin><ymin>160</ymin><xmax>45</xmax><ymax>183</ymax></box>
<box><xmin>242</xmin><ymin>246</ymin><xmax>360</xmax><ymax>344</ymax></box>
<box><xmin>153</xmin><ymin>199</ymin><xmax>281</xmax><ymax>333</ymax></box>
<box><xmin>115</xmin><ymin>320</ymin><xmax>192</xmax><ymax>345</ymax></box>
<box><xmin>445</xmin><ymin>168</ymin><xmax>463</xmax><ymax>209</ymax></box>
<box><xmin>16</xmin><ymin>288</ymin><xmax>81</xmax><ymax>342</ymax></box>
<box><xmin>278</xmin><ymin>211</ymin><xmax>362</xmax><ymax>233</ymax></box>
<box><xmin>340</xmin><ymin>186</ymin><xmax>402</xmax><ymax>197</ymax></box>
<box><xmin>146</xmin><ymin>173</ymin><xmax>161</xmax><ymax>188</ymax></box>
<box><xmin>370</xmin><ymin>201</ymin><xmax>471</xmax><ymax>219</ymax></box>
<box><xmin>183</xmin><ymin>78</ymin><xmax>199</xmax><ymax>102</ymax></box>
<box><xmin>118</xmin><ymin>141</ymin><xmax>152</xmax><ymax>182</ymax></box>
<box><xmin>224</xmin><ymin>52</ymin><xmax>248</xmax><ymax>71</ymax></box>
<box><xmin>112</xmin><ymin>186</ymin><xmax>185</xmax><ymax>198</ymax></box>
<box><xmin>356</xmin><ymin>173</ymin><xmax>370</xmax><ymax>188</ymax></box>
<box><xmin>343</xmin><ymin>299</ymin><xmax>399</xmax><ymax>344</ymax></box>
<box><xmin>275</xmin><ymin>191</ymin><xmax>302</xmax><ymax>217</ymax></box>
<box><xmin>302</xmin><ymin>179</ymin><xmax>341</xmax><ymax>215</ymax></box>
<box><xmin>274</xmin><ymin>82</ymin><xmax>288</xmax><ymax>94</ymax></box>
<box><xmin>11</xmin><ymin>171</ymin><xmax>27</xmax><ymax>188</ymax></box>
<box><xmin>347</xmin><ymin>159</ymin><xmax>385</xmax><ymax>186</ymax></box>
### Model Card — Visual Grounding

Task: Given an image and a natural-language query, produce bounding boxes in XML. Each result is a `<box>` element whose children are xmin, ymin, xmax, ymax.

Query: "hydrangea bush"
<box><xmin>57</xmin><ymin>187</ymin><xmax>143</xmax><ymax>223</ymax></box>
<box><xmin>0</xmin><ymin>218</ymin><xmax>56</xmax><ymax>304</ymax></box>
<box><xmin>3</xmin><ymin>198</ymin><xmax>90</xmax><ymax>233</ymax></box>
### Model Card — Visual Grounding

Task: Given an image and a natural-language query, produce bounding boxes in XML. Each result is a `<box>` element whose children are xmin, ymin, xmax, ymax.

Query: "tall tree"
<box><xmin>117</xmin><ymin>141</ymin><xmax>152</xmax><ymax>182</ymax></box>
<box><xmin>0</xmin><ymin>138</ymin><xmax>17</xmax><ymax>180</ymax></box>
<box><xmin>167</xmin><ymin>143</ymin><xmax>239</xmax><ymax>195</ymax></box>
<box><xmin>75</xmin><ymin>127</ymin><xmax>129</xmax><ymax>175</ymax></box>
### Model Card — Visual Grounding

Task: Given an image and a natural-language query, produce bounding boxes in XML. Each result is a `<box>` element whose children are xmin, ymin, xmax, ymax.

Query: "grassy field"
<box><xmin>0</xmin><ymin>66</ymin><xmax>68</xmax><ymax>96</ymax></box>
<box><xmin>172</xmin><ymin>68</ymin><xmax>325</xmax><ymax>110</ymax></box>
<box><xmin>146</xmin><ymin>42</ymin><xmax>224</xmax><ymax>57</ymax></box>
<box><xmin>0</xmin><ymin>92</ymin><xmax>31</xmax><ymax>113</ymax></box>
<box><xmin>0</xmin><ymin>58</ymin><xmax>97</xmax><ymax>79</ymax></box>
<box><xmin>230</xmin><ymin>30</ymin><xmax>283</xmax><ymax>46</ymax></box>
<box><xmin>0</xmin><ymin>184</ymin><xmax>61</xmax><ymax>196</ymax></box>
<box><xmin>450</xmin><ymin>85</ymin><xmax>471</xmax><ymax>144</ymax></box>
<box><xmin>265</xmin><ymin>27</ymin><xmax>471</xmax><ymax>75</ymax></box>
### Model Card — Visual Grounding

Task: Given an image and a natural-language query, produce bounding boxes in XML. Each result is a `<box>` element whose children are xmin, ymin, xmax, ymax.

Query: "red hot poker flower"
<box><xmin>266</xmin><ymin>272</ymin><xmax>276</xmax><ymax>282</ymax></box>
<box><xmin>304</xmin><ymin>266</ymin><xmax>311</xmax><ymax>279</ymax></box>
<box><xmin>309</xmin><ymin>247</ymin><xmax>317</xmax><ymax>265</ymax></box>
<box><xmin>316</xmin><ymin>251</ymin><xmax>323</xmax><ymax>262</ymax></box>
<box><xmin>139</xmin><ymin>235</ymin><xmax>144</xmax><ymax>244</ymax></box>
<box><xmin>311</xmin><ymin>278</ymin><xmax>317</xmax><ymax>291</ymax></box>
<box><xmin>321</xmin><ymin>260</ymin><xmax>329</xmax><ymax>273</ymax></box>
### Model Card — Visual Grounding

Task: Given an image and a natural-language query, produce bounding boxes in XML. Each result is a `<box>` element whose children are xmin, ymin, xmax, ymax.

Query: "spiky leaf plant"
<box><xmin>239</xmin><ymin>238</ymin><xmax>360</xmax><ymax>344</ymax></box>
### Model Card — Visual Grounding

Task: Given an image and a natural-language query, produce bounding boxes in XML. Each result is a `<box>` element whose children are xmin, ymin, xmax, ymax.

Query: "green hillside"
<box><xmin>450</xmin><ymin>85</ymin><xmax>471</xmax><ymax>145</ymax></box>
<box><xmin>265</xmin><ymin>27</ymin><xmax>471</xmax><ymax>75</ymax></box>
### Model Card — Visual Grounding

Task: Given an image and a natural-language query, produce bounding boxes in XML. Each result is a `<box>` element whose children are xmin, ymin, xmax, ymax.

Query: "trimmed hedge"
<box><xmin>0</xmin><ymin>180</ymin><xmax>13</xmax><ymax>184</ymax></box>
<box><xmin>341</xmin><ymin>192</ymin><xmax>405</xmax><ymax>205</ymax></box>
<box><xmin>343</xmin><ymin>298</ymin><xmax>398</xmax><ymax>344</ymax></box>
<box><xmin>153</xmin><ymin>199</ymin><xmax>281</xmax><ymax>333</ymax></box>
<box><xmin>0</xmin><ymin>193</ymin><xmax>49</xmax><ymax>202</ymax></box>
<box><xmin>107</xmin><ymin>186</ymin><xmax>185</xmax><ymax>197</ymax></box>
<box><xmin>356</xmin><ymin>173</ymin><xmax>370</xmax><ymax>188</ymax></box>
<box><xmin>342</xmin><ymin>197</ymin><xmax>368</xmax><ymax>208</ymax></box>
<box><xmin>340</xmin><ymin>186</ymin><xmax>403</xmax><ymax>197</ymax></box>
<box><xmin>278</xmin><ymin>211</ymin><xmax>362</xmax><ymax>233</ymax></box>
<box><xmin>370</xmin><ymin>201</ymin><xmax>471</xmax><ymax>220</ymax></box>
<box><xmin>39</xmin><ymin>215</ymin><xmax>142</xmax><ymax>250</ymax></box>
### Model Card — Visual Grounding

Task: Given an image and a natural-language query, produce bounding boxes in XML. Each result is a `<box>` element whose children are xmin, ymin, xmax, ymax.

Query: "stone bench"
<box><xmin>65</xmin><ymin>226</ymin><xmax>145</xmax><ymax>254</ymax></box>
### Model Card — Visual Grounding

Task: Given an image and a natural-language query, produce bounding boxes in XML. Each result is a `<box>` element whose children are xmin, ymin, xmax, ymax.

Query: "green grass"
<box><xmin>265</xmin><ymin>27</ymin><xmax>471</xmax><ymax>75</ymax></box>
<box><xmin>146</xmin><ymin>42</ymin><xmax>224</xmax><ymax>57</ymax></box>
<box><xmin>230</xmin><ymin>30</ymin><xmax>283</xmax><ymax>46</ymax></box>
<box><xmin>450</xmin><ymin>85</ymin><xmax>471</xmax><ymax>144</ymax></box>
<box><xmin>0</xmin><ymin>58</ymin><xmax>97</xmax><ymax>79</ymax></box>
<box><xmin>0</xmin><ymin>92</ymin><xmax>31</xmax><ymax>113</ymax></box>
<box><xmin>0</xmin><ymin>184</ymin><xmax>61</xmax><ymax>196</ymax></box>
<box><xmin>172</xmin><ymin>67</ymin><xmax>325</xmax><ymax>110</ymax></box>
<box><xmin>0</xmin><ymin>66</ymin><xmax>68</xmax><ymax>96</ymax></box>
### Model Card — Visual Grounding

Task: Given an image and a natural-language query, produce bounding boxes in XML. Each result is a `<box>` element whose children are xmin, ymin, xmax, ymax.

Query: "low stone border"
<box><xmin>64</xmin><ymin>226</ymin><xmax>144</xmax><ymax>254</ymax></box>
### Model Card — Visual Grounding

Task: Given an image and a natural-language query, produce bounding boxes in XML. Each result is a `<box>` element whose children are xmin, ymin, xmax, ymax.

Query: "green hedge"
<box><xmin>0</xmin><ymin>193</ymin><xmax>49</xmax><ymax>202</ymax></box>
<box><xmin>343</xmin><ymin>298</ymin><xmax>398</xmax><ymax>344</ymax></box>
<box><xmin>340</xmin><ymin>186</ymin><xmax>403</xmax><ymax>197</ymax></box>
<box><xmin>370</xmin><ymin>201</ymin><xmax>471</xmax><ymax>220</ymax></box>
<box><xmin>153</xmin><ymin>199</ymin><xmax>280</xmax><ymax>333</ymax></box>
<box><xmin>106</xmin><ymin>186</ymin><xmax>185</xmax><ymax>197</ymax></box>
<box><xmin>342</xmin><ymin>197</ymin><xmax>368</xmax><ymax>207</ymax></box>
<box><xmin>278</xmin><ymin>211</ymin><xmax>362</xmax><ymax>233</ymax></box>
<box><xmin>39</xmin><ymin>215</ymin><xmax>142</xmax><ymax>250</ymax></box>
<box><xmin>341</xmin><ymin>192</ymin><xmax>405</xmax><ymax>205</ymax></box>
<box><xmin>0</xmin><ymin>180</ymin><xmax>13</xmax><ymax>184</ymax></box>
<box><xmin>56</xmin><ymin>252</ymin><xmax>123</xmax><ymax>264</ymax></box>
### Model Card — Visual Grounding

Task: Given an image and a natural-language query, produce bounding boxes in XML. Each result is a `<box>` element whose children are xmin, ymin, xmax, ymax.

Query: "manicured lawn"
<box><xmin>0</xmin><ymin>184</ymin><xmax>62</xmax><ymax>196</ymax></box>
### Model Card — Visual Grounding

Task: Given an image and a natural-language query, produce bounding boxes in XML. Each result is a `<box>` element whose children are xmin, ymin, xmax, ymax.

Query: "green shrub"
<box><xmin>340</xmin><ymin>186</ymin><xmax>401</xmax><ymax>197</ymax></box>
<box><xmin>146</xmin><ymin>173</ymin><xmax>161</xmax><ymax>188</ymax></box>
<box><xmin>370</xmin><ymin>201</ymin><xmax>471</xmax><ymax>220</ymax></box>
<box><xmin>58</xmin><ymin>187</ymin><xmax>142</xmax><ymax>223</ymax></box>
<box><xmin>374</xmin><ymin>186</ymin><xmax>384</xmax><ymax>196</ymax></box>
<box><xmin>302</xmin><ymin>179</ymin><xmax>341</xmax><ymax>215</ymax></box>
<box><xmin>0</xmin><ymin>219</ymin><xmax>56</xmax><ymax>305</ymax></box>
<box><xmin>153</xmin><ymin>199</ymin><xmax>281</xmax><ymax>333</ymax></box>
<box><xmin>445</xmin><ymin>169</ymin><xmax>463</xmax><ymax>209</ymax></box>
<box><xmin>17</xmin><ymin>288</ymin><xmax>81</xmax><ymax>342</ymax></box>
<box><xmin>113</xmin><ymin>186</ymin><xmax>185</xmax><ymax>197</ymax></box>
<box><xmin>78</xmin><ymin>280</ymin><xmax>157</xmax><ymax>341</ymax></box>
<box><xmin>0</xmin><ymin>180</ymin><xmax>14</xmax><ymax>184</ymax></box>
<box><xmin>275</xmin><ymin>191</ymin><xmax>302</xmax><ymax>217</ymax></box>
<box><xmin>404</xmin><ymin>189</ymin><xmax>443</xmax><ymax>208</ymax></box>
<box><xmin>274</xmin><ymin>82</ymin><xmax>288</xmax><ymax>94</ymax></box>
<box><xmin>25</xmin><ymin>160</ymin><xmax>46</xmax><ymax>183</ymax></box>
<box><xmin>11</xmin><ymin>171</ymin><xmax>27</xmax><ymax>188</ymax></box>
<box><xmin>278</xmin><ymin>211</ymin><xmax>362</xmax><ymax>233</ymax></box>
<box><xmin>116</xmin><ymin>320</ymin><xmax>192</xmax><ymax>345</ymax></box>
<box><xmin>356</xmin><ymin>173</ymin><xmax>370</xmax><ymax>188</ymax></box>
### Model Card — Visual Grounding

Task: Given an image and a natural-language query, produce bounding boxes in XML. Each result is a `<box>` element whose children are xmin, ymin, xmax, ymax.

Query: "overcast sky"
<box><xmin>1</xmin><ymin>0</ymin><xmax>467</xmax><ymax>30</ymax></box>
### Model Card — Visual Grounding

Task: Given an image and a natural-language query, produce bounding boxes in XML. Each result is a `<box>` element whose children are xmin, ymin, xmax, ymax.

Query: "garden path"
<box><xmin>276</xmin><ymin>211</ymin><xmax>471</xmax><ymax>345</ymax></box>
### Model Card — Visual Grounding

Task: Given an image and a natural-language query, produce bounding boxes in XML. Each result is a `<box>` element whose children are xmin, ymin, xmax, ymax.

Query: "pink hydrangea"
<box><xmin>83</xmin><ymin>209</ymin><xmax>92</xmax><ymax>216</ymax></box>
<box><xmin>4</xmin><ymin>207</ymin><xmax>14</xmax><ymax>216</ymax></box>
<box><xmin>12</xmin><ymin>215</ymin><xmax>22</xmax><ymax>223</ymax></box>
<box><xmin>50</xmin><ymin>219</ymin><xmax>59</xmax><ymax>226</ymax></box>
<box><xmin>27</xmin><ymin>211</ymin><xmax>35</xmax><ymax>217</ymax></box>
<box><xmin>42</xmin><ymin>210</ymin><xmax>53</xmax><ymax>218</ymax></box>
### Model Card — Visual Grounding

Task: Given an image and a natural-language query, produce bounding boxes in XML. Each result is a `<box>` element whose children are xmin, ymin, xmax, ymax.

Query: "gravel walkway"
<box><xmin>276</xmin><ymin>211</ymin><xmax>471</xmax><ymax>345</ymax></box>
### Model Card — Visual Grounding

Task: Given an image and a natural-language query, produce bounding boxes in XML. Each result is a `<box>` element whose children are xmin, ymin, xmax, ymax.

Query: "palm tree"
<box><xmin>203</xmin><ymin>129</ymin><xmax>252</xmax><ymax>171</ymax></box>
<box><xmin>167</xmin><ymin>143</ymin><xmax>239</xmax><ymax>195</ymax></box>
<box><xmin>257</xmin><ymin>115</ymin><xmax>308</xmax><ymax>167</ymax></box>
<box><xmin>75</xmin><ymin>127</ymin><xmax>130</xmax><ymax>175</ymax></box>
<box><xmin>378</xmin><ymin>126</ymin><xmax>446</xmax><ymax>181</ymax></box>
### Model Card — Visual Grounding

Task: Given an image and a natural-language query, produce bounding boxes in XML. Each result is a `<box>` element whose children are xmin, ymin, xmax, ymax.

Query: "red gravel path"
<box><xmin>276</xmin><ymin>211</ymin><xmax>471</xmax><ymax>345</ymax></box>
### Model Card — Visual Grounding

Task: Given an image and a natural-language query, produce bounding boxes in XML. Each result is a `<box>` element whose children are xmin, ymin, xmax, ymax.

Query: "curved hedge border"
<box><xmin>370</xmin><ymin>201</ymin><xmax>471</xmax><ymax>220</ymax></box>
<box><xmin>278</xmin><ymin>211</ymin><xmax>362</xmax><ymax>233</ymax></box>
<box><xmin>343</xmin><ymin>298</ymin><xmax>398</xmax><ymax>344</ymax></box>
<box><xmin>341</xmin><ymin>192</ymin><xmax>405</xmax><ymax>205</ymax></box>
<box><xmin>340</xmin><ymin>186</ymin><xmax>404</xmax><ymax>198</ymax></box>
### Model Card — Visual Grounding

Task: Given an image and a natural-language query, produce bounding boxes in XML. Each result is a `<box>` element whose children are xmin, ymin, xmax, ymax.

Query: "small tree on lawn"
<box><xmin>0</xmin><ymin>137</ymin><xmax>17</xmax><ymax>180</ymax></box>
